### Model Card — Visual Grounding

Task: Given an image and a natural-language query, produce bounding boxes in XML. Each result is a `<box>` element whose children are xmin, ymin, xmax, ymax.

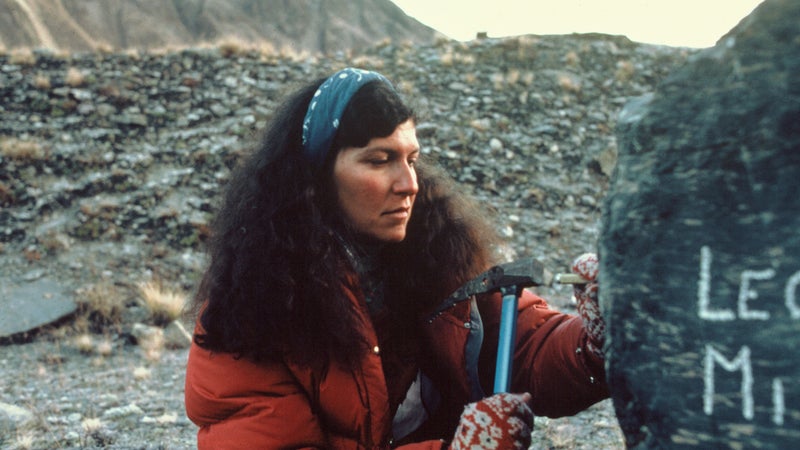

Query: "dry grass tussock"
<box><xmin>615</xmin><ymin>60</ymin><xmax>636</xmax><ymax>82</ymax></box>
<box><xmin>65</xmin><ymin>66</ymin><xmax>86</xmax><ymax>87</ymax></box>
<box><xmin>557</xmin><ymin>73</ymin><xmax>582</xmax><ymax>94</ymax></box>
<box><xmin>0</xmin><ymin>137</ymin><xmax>46</xmax><ymax>161</ymax></box>
<box><xmin>212</xmin><ymin>36</ymin><xmax>307</xmax><ymax>61</ymax></box>
<box><xmin>33</xmin><ymin>73</ymin><xmax>51</xmax><ymax>90</ymax></box>
<box><xmin>439</xmin><ymin>47</ymin><xmax>476</xmax><ymax>67</ymax></box>
<box><xmin>0</xmin><ymin>181</ymin><xmax>16</xmax><ymax>207</ymax></box>
<box><xmin>3</xmin><ymin>38</ymin><xmax>312</xmax><ymax>63</ymax></box>
<box><xmin>350</xmin><ymin>54</ymin><xmax>385</xmax><ymax>71</ymax></box>
<box><xmin>8</xmin><ymin>48</ymin><xmax>36</xmax><ymax>66</ymax></box>
<box><xmin>138</xmin><ymin>280</ymin><xmax>186</xmax><ymax>326</ymax></box>
<box><xmin>11</xmin><ymin>433</ymin><xmax>35</xmax><ymax>450</ymax></box>
<box><xmin>74</xmin><ymin>281</ymin><xmax>127</xmax><ymax>331</ymax></box>
<box><xmin>72</xmin><ymin>333</ymin><xmax>113</xmax><ymax>356</ymax></box>
<box><xmin>65</xmin><ymin>280</ymin><xmax>184</xmax><ymax>360</ymax></box>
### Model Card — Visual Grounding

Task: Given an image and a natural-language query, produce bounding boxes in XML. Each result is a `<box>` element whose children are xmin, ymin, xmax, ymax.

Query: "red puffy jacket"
<box><xmin>184</xmin><ymin>288</ymin><xmax>608</xmax><ymax>449</ymax></box>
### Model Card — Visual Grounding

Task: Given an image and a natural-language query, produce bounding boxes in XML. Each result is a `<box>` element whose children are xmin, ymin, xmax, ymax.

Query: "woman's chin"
<box><xmin>371</xmin><ymin>228</ymin><xmax>407</xmax><ymax>244</ymax></box>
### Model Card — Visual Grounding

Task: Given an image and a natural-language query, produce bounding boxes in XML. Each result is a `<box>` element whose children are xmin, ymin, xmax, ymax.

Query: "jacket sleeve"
<box><xmin>478</xmin><ymin>289</ymin><xmax>609</xmax><ymax>418</ymax></box>
<box><xmin>184</xmin><ymin>341</ymin><xmax>327</xmax><ymax>449</ymax></box>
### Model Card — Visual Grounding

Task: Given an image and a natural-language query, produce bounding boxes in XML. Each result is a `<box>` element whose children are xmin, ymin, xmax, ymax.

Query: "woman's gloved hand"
<box><xmin>572</xmin><ymin>253</ymin><xmax>605</xmax><ymax>358</ymax></box>
<box><xmin>449</xmin><ymin>392</ymin><xmax>533</xmax><ymax>450</ymax></box>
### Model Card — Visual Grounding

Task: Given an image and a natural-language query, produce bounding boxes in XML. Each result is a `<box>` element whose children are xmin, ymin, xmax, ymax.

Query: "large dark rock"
<box><xmin>600</xmin><ymin>0</ymin><xmax>800</xmax><ymax>448</ymax></box>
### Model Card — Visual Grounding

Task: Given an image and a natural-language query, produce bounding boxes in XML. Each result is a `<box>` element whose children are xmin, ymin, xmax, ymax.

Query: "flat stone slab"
<box><xmin>0</xmin><ymin>278</ymin><xmax>77</xmax><ymax>338</ymax></box>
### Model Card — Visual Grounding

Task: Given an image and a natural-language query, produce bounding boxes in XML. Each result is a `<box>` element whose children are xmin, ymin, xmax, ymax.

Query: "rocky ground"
<box><xmin>0</xmin><ymin>34</ymin><xmax>693</xmax><ymax>449</ymax></box>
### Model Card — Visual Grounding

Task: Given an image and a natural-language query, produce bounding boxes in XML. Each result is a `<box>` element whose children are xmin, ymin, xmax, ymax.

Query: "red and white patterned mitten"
<box><xmin>572</xmin><ymin>253</ymin><xmax>605</xmax><ymax>358</ymax></box>
<box><xmin>449</xmin><ymin>392</ymin><xmax>533</xmax><ymax>450</ymax></box>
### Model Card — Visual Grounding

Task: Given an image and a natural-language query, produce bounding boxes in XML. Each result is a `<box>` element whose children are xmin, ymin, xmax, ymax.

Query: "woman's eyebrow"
<box><xmin>363</xmin><ymin>145</ymin><xmax>420</xmax><ymax>155</ymax></box>
<box><xmin>359</xmin><ymin>147</ymin><xmax>393</xmax><ymax>157</ymax></box>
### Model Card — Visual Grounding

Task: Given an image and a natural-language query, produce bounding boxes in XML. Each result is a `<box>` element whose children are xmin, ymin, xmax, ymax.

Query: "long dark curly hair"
<box><xmin>194</xmin><ymin>75</ymin><xmax>499</xmax><ymax>367</ymax></box>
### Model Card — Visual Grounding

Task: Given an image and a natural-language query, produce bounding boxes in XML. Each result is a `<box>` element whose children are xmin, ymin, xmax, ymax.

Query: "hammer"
<box><xmin>431</xmin><ymin>258</ymin><xmax>589</xmax><ymax>393</ymax></box>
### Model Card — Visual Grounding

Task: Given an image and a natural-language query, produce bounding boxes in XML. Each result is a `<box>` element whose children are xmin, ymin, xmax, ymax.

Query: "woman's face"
<box><xmin>332</xmin><ymin>119</ymin><xmax>419</xmax><ymax>243</ymax></box>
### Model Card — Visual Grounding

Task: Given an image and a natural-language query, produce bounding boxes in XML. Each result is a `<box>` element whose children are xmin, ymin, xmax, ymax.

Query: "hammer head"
<box><xmin>446</xmin><ymin>257</ymin><xmax>546</xmax><ymax>303</ymax></box>
<box><xmin>486</xmin><ymin>257</ymin><xmax>546</xmax><ymax>289</ymax></box>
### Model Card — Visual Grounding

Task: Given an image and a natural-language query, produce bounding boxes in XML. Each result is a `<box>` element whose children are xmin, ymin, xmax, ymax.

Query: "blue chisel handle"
<box><xmin>493</xmin><ymin>285</ymin><xmax>520</xmax><ymax>393</ymax></box>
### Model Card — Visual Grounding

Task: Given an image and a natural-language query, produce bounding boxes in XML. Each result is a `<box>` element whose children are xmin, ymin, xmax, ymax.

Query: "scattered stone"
<box><xmin>601</xmin><ymin>0</ymin><xmax>800</xmax><ymax>448</ymax></box>
<box><xmin>102</xmin><ymin>403</ymin><xmax>144</xmax><ymax>420</ymax></box>
<box><xmin>130</xmin><ymin>323</ymin><xmax>164</xmax><ymax>349</ymax></box>
<box><xmin>163</xmin><ymin>320</ymin><xmax>192</xmax><ymax>349</ymax></box>
<box><xmin>64</xmin><ymin>430</ymin><xmax>80</xmax><ymax>441</ymax></box>
<box><xmin>142</xmin><ymin>412</ymin><xmax>179</xmax><ymax>424</ymax></box>
<box><xmin>0</xmin><ymin>402</ymin><xmax>35</xmax><ymax>434</ymax></box>
<box><xmin>596</xmin><ymin>146</ymin><xmax>617</xmax><ymax>177</ymax></box>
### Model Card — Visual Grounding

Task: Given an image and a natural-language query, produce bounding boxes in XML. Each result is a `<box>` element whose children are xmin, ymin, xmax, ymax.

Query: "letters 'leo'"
<box><xmin>697</xmin><ymin>246</ymin><xmax>800</xmax><ymax>321</ymax></box>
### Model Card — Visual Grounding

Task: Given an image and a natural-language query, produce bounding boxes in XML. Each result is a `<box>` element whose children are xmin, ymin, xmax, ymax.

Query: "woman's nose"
<box><xmin>393</xmin><ymin>163</ymin><xmax>418</xmax><ymax>195</ymax></box>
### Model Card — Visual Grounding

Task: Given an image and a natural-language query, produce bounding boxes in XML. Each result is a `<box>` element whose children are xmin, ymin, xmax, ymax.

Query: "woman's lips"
<box><xmin>383</xmin><ymin>207</ymin><xmax>410</xmax><ymax>218</ymax></box>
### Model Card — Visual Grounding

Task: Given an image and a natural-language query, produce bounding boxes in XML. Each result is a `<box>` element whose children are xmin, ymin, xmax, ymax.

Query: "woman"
<box><xmin>184</xmin><ymin>68</ymin><xmax>608</xmax><ymax>449</ymax></box>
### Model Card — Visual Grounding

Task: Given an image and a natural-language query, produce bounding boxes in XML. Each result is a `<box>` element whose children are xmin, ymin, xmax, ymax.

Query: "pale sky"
<box><xmin>393</xmin><ymin>0</ymin><xmax>765</xmax><ymax>48</ymax></box>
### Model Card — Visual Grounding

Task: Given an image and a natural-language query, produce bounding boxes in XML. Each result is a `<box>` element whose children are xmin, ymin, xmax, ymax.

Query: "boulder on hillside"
<box><xmin>600</xmin><ymin>0</ymin><xmax>800</xmax><ymax>448</ymax></box>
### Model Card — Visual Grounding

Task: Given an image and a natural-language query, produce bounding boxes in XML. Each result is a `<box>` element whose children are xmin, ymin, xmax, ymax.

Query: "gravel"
<box><xmin>0</xmin><ymin>33</ymin><xmax>693</xmax><ymax>449</ymax></box>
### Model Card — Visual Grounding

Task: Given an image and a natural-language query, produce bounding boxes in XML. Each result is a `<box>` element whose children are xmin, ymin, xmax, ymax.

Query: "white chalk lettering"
<box><xmin>699</xmin><ymin>246</ymin><xmax>799</xmax><ymax>321</ymax></box>
<box><xmin>773</xmin><ymin>378</ymin><xmax>785</xmax><ymax>426</ymax></box>
<box><xmin>786</xmin><ymin>271</ymin><xmax>800</xmax><ymax>319</ymax></box>
<box><xmin>697</xmin><ymin>247</ymin><xmax>797</xmax><ymax>427</ymax></box>
<box><xmin>698</xmin><ymin>246</ymin><xmax>735</xmax><ymax>321</ymax></box>
<box><xmin>738</xmin><ymin>269</ymin><xmax>775</xmax><ymax>320</ymax></box>
<box><xmin>703</xmin><ymin>345</ymin><xmax>753</xmax><ymax>420</ymax></box>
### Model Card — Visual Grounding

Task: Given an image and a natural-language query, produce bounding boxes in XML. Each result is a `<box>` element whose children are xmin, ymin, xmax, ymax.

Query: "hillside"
<box><xmin>0</xmin><ymin>35</ymin><xmax>693</xmax><ymax>448</ymax></box>
<box><xmin>0</xmin><ymin>0</ymin><xmax>439</xmax><ymax>54</ymax></box>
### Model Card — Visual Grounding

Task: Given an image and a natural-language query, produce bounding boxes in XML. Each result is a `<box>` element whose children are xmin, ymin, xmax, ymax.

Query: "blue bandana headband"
<box><xmin>301</xmin><ymin>67</ymin><xmax>394</xmax><ymax>169</ymax></box>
